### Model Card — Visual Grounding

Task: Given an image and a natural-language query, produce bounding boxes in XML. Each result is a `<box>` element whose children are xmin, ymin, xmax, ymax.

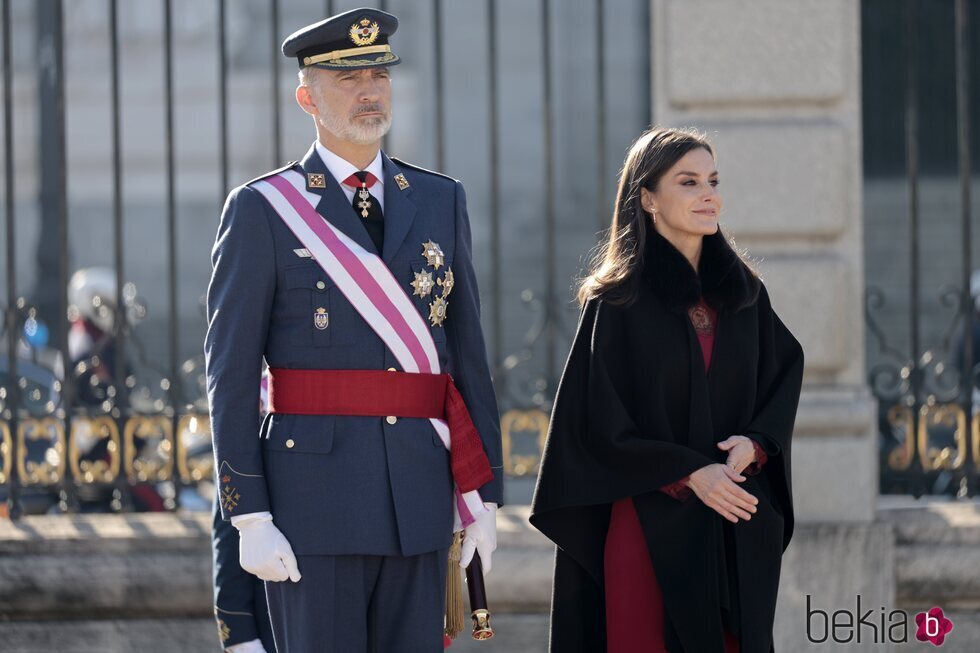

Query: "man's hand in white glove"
<box><xmin>459</xmin><ymin>503</ymin><xmax>497</xmax><ymax>574</ymax></box>
<box><xmin>225</xmin><ymin>638</ymin><xmax>268</xmax><ymax>653</ymax></box>
<box><xmin>232</xmin><ymin>512</ymin><xmax>302</xmax><ymax>583</ymax></box>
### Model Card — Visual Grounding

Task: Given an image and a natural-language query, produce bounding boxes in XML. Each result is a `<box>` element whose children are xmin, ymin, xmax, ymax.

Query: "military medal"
<box><xmin>314</xmin><ymin>307</ymin><xmax>330</xmax><ymax>330</ymax></box>
<box><xmin>429</xmin><ymin>296</ymin><xmax>448</xmax><ymax>326</ymax></box>
<box><xmin>417</xmin><ymin>242</ymin><xmax>449</xmax><ymax>324</ymax></box>
<box><xmin>437</xmin><ymin>268</ymin><xmax>454</xmax><ymax>297</ymax></box>
<box><xmin>422</xmin><ymin>240</ymin><xmax>445</xmax><ymax>269</ymax></box>
<box><xmin>411</xmin><ymin>270</ymin><xmax>435</xmax><ymax>297</ymax></box>
<box><xmin>357</xmin><ymin>186</ymin><xmax>372</xmax><ymax>218</ymax></box>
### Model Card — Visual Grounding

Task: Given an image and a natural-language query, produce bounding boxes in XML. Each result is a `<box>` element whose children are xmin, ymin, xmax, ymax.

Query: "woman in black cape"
<box><xmin>530</xmin><ymin>127</ymin><xmax>804</xmax><ymax>652</ymax></box>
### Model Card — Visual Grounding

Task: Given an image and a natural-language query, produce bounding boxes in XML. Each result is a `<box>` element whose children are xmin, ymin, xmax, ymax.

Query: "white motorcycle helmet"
<box><xmin>68</xmin><ymin>267</ymin><xmax>118</xmax><ymax>333</ymax></box>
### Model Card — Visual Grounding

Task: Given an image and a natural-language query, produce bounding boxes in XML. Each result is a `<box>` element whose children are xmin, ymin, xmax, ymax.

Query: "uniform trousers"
<box><xmin>265</xmin><ymin>548</ymin><xmax>448</xmax><ymax>653</ymax></box>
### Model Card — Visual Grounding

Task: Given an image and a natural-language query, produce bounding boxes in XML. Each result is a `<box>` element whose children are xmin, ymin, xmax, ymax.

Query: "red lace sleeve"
<box><xmin>660</xmin><ymin>475</ymin><xmax>693</xmax><ymax>501</ymax></box>
<box><xmin>742</xmin><ymin>440</ymin><xmax>768</xmax><ymax>475</ymax></box>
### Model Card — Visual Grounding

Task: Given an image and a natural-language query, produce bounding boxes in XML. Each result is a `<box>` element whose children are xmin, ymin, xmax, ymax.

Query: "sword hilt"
<box><xmin>465</xmin><ymin>551</ymin><xmax>494</xmax><ymax>640</ymax></box>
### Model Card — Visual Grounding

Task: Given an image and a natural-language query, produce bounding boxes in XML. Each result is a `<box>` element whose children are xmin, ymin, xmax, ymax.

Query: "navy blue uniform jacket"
<box><xmin>205</xmin><ymin>143</ymin><xmax>503</xmax><ymax>557</ymax></box>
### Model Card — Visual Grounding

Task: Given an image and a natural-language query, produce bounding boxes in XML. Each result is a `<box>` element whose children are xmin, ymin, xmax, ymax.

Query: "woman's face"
<box><xmin>640</xmin><ymin>147</ymin><xmax>721</xmax><ymax>239</ymax></box>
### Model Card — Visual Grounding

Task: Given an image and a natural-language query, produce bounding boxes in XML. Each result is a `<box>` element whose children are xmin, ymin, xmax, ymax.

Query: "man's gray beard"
<box><xmin>318</xmin><ymin>110</ymin><xmax>392</xmax><ymax>146</ymax></box>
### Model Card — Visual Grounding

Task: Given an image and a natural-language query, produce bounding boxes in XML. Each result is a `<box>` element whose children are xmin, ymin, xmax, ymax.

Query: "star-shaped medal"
<box><xmin>421</xmin><ymin>240</ymin><xmax>445</xmax><ymax>270</ymax></box>
<box><xmin>437</xmin><ymin>268</ymin><xmax>454</xmax><ymax>297</ymax></box>
<box><xmin>429</xmin><ymin>296</ymin><xmax>448</xmax><ymax>326</ymax></box>
<box><xmin>411</xmin><ymin>270</ymin><xmax>435</xmax><ymax>298</ymax></box>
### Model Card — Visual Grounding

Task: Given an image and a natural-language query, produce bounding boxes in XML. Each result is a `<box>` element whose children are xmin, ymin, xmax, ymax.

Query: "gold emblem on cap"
<box><xmin>422</xmin><ymin>240</ymin><xmax>445</xmax><ymax>270</ymax></box>
<box><xmin>307</xmin><ymin>172</ymin><xmax>326</xmax><ymax>189</ymax></box>
<box><xmin>411</xmin><ymin>270</ymin><xmax>435</xmax><ymax>298</ymax></box>
<box><xmin>438</xmin><ymin>268</ymin><xmax>454</xmax><ymax>297</ymax></box>
<box><xmin>349</xmin><ymin>18</ymin><xmax>380</xmax><ymax>47</ymax></box>
<box><xmin>394</xmin><ymin>173</ymin><xmax>410</xmax><ymax>190</ymax></box>
<box><xmin>429</xmin><ymin>296</ymin><xmax>448</xmax><ymax>327</ymax></box>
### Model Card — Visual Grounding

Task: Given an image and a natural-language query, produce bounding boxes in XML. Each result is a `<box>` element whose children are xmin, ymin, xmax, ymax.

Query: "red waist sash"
<box><xmin>266</xmin><ymin>367</ymin><xmax>493</xmax><ymax>493</ymax></box>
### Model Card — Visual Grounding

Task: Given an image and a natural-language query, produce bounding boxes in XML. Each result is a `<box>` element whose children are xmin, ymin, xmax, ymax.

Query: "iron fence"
<box><xmin>0</xmin><ymin>0</ymin><xmax>651</xmax><ymax>516</ymax></box>
<box><xmin>863</xmin><ymin>0</ymin><xmax>978</xmax><ymax>497</ymax></box>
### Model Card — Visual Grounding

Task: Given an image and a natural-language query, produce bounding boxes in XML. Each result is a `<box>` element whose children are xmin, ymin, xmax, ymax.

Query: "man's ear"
<box><xmin>296</xmin><ymin>84</ymin><xmax>317</xmax><ymax>116</ymax></box>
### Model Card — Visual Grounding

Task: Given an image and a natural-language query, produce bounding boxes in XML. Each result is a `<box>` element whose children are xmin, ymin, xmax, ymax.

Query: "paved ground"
<box><xmin>448</xmin><ymin>613</ymin><xmax>549</xmax><ymax>653</ymax></box>
<box><xmin>0</xmin><ymin>615</ymin><xmax>551</xmax><ymax>652</ymax></box>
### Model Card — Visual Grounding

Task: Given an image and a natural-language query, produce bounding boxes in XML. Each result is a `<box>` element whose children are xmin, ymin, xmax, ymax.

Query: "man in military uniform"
<box><xmin>205</xmin><ymin>7</ymin><xmax>502</xmax><ymax>651</ymax></box>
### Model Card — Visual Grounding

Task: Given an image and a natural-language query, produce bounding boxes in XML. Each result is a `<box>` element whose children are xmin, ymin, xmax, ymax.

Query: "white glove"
<box><xmin>234</xmin><ymin>513</ymin><xmax>302</xmax><ymax>583</ymax></box>
<box><xmin>459</xmin><ymin>503</ymin><xmax>497</xmax><ymax>574</ymax></box>
<box><xmin>225</xmin><ymin>638</ymin><xmax>268</xmax><ymax>653</ymax></box>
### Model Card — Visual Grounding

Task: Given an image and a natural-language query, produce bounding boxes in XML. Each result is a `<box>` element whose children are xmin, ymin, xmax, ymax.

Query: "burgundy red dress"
<box><xmin>603</xmin><ymin>297</ymin><xmax>767</xmax><ymax>653</ymax></box>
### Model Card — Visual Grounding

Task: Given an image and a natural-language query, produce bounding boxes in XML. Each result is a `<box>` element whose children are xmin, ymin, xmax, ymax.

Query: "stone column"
<box><xmin>650</xmin><ymin>1</ymin><xmax>890</xmax><ymax>650</ymax></box>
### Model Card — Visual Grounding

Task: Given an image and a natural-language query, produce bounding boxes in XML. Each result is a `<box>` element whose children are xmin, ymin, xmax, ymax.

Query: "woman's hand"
<box><xmin>717</xmin><ymin>435</ymin><xmax>757</xmax><ymax>473</ymax></box>
<box><xmin>687</xmin><ymin>464</ymin><xmax>758</xmax><ymax>523</ymax></box>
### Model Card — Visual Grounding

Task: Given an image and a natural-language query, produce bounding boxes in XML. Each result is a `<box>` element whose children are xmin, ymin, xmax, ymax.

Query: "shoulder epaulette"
<box><xmin>389</xmin><ymin>157</ymin><xmax>456</xmax><ymax>183</ymax></box>
<box><xmin>244</xmin><ymin>161</ymin><xmax>300</xmax><ymax>187</ymax></box>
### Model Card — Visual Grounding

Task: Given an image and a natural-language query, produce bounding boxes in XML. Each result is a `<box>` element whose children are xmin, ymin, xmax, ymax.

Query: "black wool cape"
<box><xmin>529</xmin><ymin>227</ymin><xmax>804</xmax><ymax>652</ymax></box>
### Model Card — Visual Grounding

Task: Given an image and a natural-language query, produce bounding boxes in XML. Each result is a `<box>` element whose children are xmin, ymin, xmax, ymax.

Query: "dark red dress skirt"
<box><xmin>604</xmin><ymin>497</ymin><xmax>740</xmax><ymax>652</ymax></box>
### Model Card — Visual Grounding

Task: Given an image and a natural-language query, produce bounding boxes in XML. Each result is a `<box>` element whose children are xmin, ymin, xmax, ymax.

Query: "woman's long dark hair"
<box><xmin>578</xmin><ymin>127</ymin><xmax>751</xmax><ymax>307</ymax></box>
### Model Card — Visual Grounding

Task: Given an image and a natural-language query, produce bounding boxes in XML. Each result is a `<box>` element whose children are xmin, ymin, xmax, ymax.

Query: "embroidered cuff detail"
<box><xmin>743</xmin><ymin>441</ymin><xmax>768</xmax><ymax>476</ymax></box>
<box><xmin>660</xmin><ymin>476</ymin><xmax>693</xmax><ymax>501</ymax></box>
<box><xmin>217</xmin><ymin>461</ymin><xmax>271</xmax><ymax>520</ymax></box>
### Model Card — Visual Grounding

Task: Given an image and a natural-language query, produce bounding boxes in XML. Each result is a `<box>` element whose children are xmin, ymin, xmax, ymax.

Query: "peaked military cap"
<box><xmin>282</xmin><ymin>7</ymin><xmax>400</xmax><ymax>70</ymax></box>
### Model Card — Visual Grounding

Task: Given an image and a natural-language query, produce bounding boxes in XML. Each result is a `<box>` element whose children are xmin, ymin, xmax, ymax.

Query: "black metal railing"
<box><xmin>864</xmin><ymin>0</ymin><xmax>977</xmax><ymax>497</ymax></box>
<box><xmin>0</xmin><ymin>0</ymin><xmax>651</xmax><ymax>517</ymax></box>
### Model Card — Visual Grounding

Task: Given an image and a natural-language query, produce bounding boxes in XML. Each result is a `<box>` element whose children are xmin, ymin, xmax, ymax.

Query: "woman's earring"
<box><xmin>651</xmin><ymin>209</ymin><xmax>657</xmax><ymax>225</ymax></box>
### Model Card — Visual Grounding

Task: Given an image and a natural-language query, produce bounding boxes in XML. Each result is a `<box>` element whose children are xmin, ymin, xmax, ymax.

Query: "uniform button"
<box><xmin>386</xmin><ymin>416</ymin><xmax>397</xmax><ymax>425</ymax></box>
<box><xmin>316</xmin><ymin>281</ymin><xmax>326</xmax><ymax>290</ymax></box>
<box><xmin>285</xmin><ymin>438</ymin><xmax>295</xmax><ymax>448</ymax></box>
<box><xmin>387</xmin><ymin>367</ymin><xmax>397</xmax><ymax>372</ymax></box>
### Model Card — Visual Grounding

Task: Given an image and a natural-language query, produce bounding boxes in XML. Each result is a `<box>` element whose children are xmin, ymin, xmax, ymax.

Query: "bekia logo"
<box><xmin>806</xmin><ymin>595</ymin><xmax>954</xmax><ymax>647</ymax></box>
<box><xmin>915</xmin><ymin>607</ymin><xmax>954</xmax><ymax>647</ymax></box>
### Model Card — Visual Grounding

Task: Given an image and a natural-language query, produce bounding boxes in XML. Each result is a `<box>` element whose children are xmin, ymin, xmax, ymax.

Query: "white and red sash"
<box><xmin>251</xmin><ymin>168</ymin><xmax>487</xmax><ymax>530</ymax></box>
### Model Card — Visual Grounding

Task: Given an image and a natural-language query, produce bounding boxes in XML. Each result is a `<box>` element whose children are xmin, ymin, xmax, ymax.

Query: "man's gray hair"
<box><xmin>298</xmin><ymin>66</ymin><xmax>319</xmax><ymax>89</ymax></box>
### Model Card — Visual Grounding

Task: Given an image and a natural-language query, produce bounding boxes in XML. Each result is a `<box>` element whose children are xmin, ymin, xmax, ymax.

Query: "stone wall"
<box><xmin>649</xmin><ymin>1</ymin><xmax>885</xmax><ymax>649</ymax></box>
<box><xmin>651</xmin><ymin>0</ymin><xmax>878</xmax><ymax>523</ymax></box>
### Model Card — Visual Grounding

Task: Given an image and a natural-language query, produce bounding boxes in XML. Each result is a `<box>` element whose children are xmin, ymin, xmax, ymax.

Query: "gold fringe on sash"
<box><xmin>444</xmin><ymin>531</ymin><xmax>465</xmax><ymax>640</ymax></box>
